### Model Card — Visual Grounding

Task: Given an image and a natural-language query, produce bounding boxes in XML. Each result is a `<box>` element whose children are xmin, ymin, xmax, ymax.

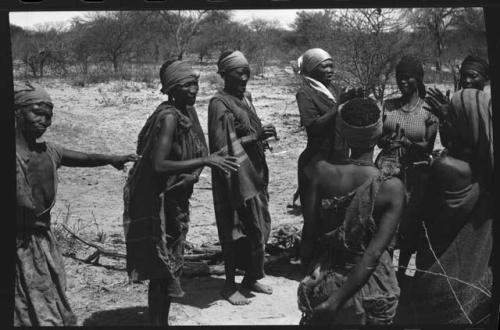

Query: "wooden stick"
<box><xmin>61</xmin><ymin>223</ymin><xmax>126</xmax><ymax>259</ymax></box>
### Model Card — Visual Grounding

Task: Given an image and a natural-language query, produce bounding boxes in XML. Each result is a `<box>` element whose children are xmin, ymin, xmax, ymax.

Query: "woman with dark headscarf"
<box><xmin>424</xmin><ymin>55</ymin><xmax>490</xmax><ymax>148</ymax></box>
<box><xmin>293</xmin><ymin>48</ymin><xmax>355</xmax><ymax>208</ymax></box>
<box><xmin>208</xmin><ymin>50</ymin><xmax>276</xmax><ymax>305</ymax></box>
<box><xmin>123</xmin><ymin>60</ymin><xmax>239</xmax><ymax>325</ymax></box>
<box><xmin>14</xmin><ymin>81</ymin><xmax>137</xmax><ymax>326</ymax></box>
<box><xmin>376</xmin><ymin>55</ymin><xmax>439</xmax><ymax>281</ymax></box>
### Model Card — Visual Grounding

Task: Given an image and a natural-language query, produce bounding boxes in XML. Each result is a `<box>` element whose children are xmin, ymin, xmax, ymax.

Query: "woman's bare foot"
<box><xmin>221</xmin><ymin>285</ymin><xmax>251</xmax><ymax>305</ymax></box>
<box><xmin>241</xmin><ymin>279</ymin><xmax>273</xmax><ymax>295</ymax></box>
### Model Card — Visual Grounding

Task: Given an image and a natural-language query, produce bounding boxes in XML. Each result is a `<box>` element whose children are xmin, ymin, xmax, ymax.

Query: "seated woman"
<box><xmin>123</xmin><ymin>60</ymin><xmax>239</xmax><ymax>325</ymax></box>
<box><xmin>14</xmin><ymin>81</ymin><xmax>137</xmax><ymax>326</ymax></box>
<box><xmin>298</xmin><ymin>98</ymin><xmax>405</xmax><ymax>325</ymax></box>
<box><xmin>376</xmin><ymin>55</ymin><xmax>438</xmax><ymax>281</ymax></box>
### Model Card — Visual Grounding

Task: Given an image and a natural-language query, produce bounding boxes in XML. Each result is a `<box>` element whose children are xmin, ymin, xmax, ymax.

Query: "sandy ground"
<box><xmin>38</xmin><ymin>65</ymin><xmax>448</xmax><ymax>326</ymax></box>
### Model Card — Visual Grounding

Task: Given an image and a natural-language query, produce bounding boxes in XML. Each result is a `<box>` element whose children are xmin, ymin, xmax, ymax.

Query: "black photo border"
<box><xmin>1</xmin><ymin>1</ymin><xmax>499</xmax><ymax>330</ymax></box>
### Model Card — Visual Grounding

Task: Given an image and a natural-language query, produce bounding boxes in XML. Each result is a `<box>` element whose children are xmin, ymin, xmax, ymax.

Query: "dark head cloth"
<box><xmin>13</xmin><ymin>81</ymin><xmax>53</xmax><ymax>109</ymax></box>
<box><xmin>396</xmin><ymin>56</ymin><xmax>424</xmax><ymax>82</ymax></box>
<box><xmin>218</xmin><ymin>50</ymin><xmax>249</xmax><ymax>74</ymax></box>
<box><xmin>160</xmin><ymin>60</ymin><xmax>199</xmax><ymax>94</ymax></box>
<box><xmin>395</xmin><ymin>56</ymin><xmax>426</xmax><ymax>98</ymax></box>
<box><xmin>460</xmin><ymin>55</ymin><xmax>489</xmax><ymax>79</ymax></box>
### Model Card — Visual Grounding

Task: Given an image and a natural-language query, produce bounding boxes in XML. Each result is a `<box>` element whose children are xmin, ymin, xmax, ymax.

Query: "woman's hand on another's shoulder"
<box><xmin>110</xmin><ymin>154</ymin><xmax>140</xmax><ymax>170</ymax></box>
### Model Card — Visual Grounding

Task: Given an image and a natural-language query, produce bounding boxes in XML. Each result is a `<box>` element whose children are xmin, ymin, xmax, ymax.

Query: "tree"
<box><xmin>86</xmin><ymin>11</ymin><xmax>145</xmax><ymax>72</ymax></box>
<box><xmin>335</xmin><ymin>9</ymin><xmax>412</xmax><ymax>101</ymax></box>
<box><xmin>189</xmin><ymin>10</ymin><xmax>234</xmax><ymax>63</ymax></box>
<box><xmin>292</xmin><ymin>10</ymin><xmax>337</xmax><ymax>51</ymax></box>
<box><xmin>11</xmin><ymin>22</ymin><xmax>70</xmax><ymax>78</ymax></box>
<box><xmin>408</xmin><ymin>8</ymin><xmax>462</xmax><ymax>72</ymax></box>
<box><xmin>157</xmin><ymin>10</ymin><xmax>209</xmax><ymax>60</ymax></box>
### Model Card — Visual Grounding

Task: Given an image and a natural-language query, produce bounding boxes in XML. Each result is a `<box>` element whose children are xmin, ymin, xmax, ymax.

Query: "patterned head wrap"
<box><xmin>299</xmin><ymin>48</ymin><xmax>332</xmax><ymax>76</ymax></box>
<box><xmin>460</xmin><ymin>55</ymin><xmax>489</xmax><ymax>80</ymax></box>
<box><xmin>218</xmin><ymin>51</ymin><xmax>249</xmax><ymax>74</ymax></box>
<box><xmin>13</xmin><ymin>81</ymin><xmax>53</xmax><ymax>110</ymax></box>
<box><xmin>160</xmin><ymin>60</ymin><xmax>199</xmax><ymax>94</ymax></box>
<box><xmin>338</xmin><ymin>98</ymin><xmax>382</xmax><ymax>149</ymax></box>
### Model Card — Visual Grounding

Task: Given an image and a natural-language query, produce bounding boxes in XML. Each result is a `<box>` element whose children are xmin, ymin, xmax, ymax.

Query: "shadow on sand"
<box><xmin>172</xmin><ymin>276</ymin><xmax>232</xmax><ymax>309</ymax></box>
<box><xmin>265</xmin><ymin>258</ymin><xmax>303</xmax><ymax>282</ymax></box>
<box><xmin>83</xmin><ymin>306</ymin><xmax>149</xmax><ymax>326</ymax></box>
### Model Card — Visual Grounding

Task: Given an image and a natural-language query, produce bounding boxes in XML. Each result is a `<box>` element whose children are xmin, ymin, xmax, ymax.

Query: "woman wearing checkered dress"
<box><xmin>376</xmin><ymin>56</ymin><xmax>439</xmax><ymax>283</ymax></box>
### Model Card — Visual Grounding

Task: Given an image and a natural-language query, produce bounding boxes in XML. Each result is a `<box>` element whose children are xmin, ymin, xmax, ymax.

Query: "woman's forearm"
<box><xmin>153</xmin><ymin>157</ymin><xmax>206</xmax><ymax>175</ymax></box>
<box><xmin>62</xmin><ymin>150</ymin><xmax>116</xmax><ymax>167</ymax></box>
<box><xmin>327</xmin><ymin>250</ymin><xmax>380</xmax><ymax>308</ymax></box>
<box><xmin>307</xmin><ymin>111</ymin><xmax>338</xmax><ymax>135</ymax></box>
<box><xmin>240</xmin><ymin>134</ymin><xmax>258</xmax><ymax>146</ymax></box>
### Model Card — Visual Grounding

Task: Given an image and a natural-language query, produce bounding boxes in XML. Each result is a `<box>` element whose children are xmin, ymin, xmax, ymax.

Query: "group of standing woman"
<box><xmin>14</xmin><ymin>50</ymin><xmax>276</xmax><ymax>326</ymax></box>
<box><xmin>295</xmin><ymin>48</ymin><xmax>493</xmax><ymax>326</ymax></box>
<box><xmin>14</xmin><ymin>44</ymin><xmax>493</xmax><ymax>326</ymax></box>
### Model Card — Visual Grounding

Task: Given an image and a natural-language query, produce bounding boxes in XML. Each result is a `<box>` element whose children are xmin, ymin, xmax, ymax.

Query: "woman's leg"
<box><xmin>148</xmin><ymin>279</ymin><xmax>172</xmax><ymax>326</ymax></box>
<box><xmin>220</xmin><ymin>242</ymin><xmax>251</xmax><ymax>305</ymax></box>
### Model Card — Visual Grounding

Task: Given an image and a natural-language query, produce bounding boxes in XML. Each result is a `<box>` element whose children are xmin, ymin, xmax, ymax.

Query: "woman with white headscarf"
<box><xmin>293</xmin><ymin>48</ymin><xmax>361</xmax><ymax>208</ymax></box>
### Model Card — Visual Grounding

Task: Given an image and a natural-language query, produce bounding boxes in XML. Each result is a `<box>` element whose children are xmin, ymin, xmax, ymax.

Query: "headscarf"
<box><xmin>395</xmin><ymin>56</ymin><xmax>426</xmax><ymax>98</ymax></box>
<box><xmin>297</xmin><ymin>48</ymin><xmax>336</xmax><ymax>102</ymax></box>
<box><xmin>449</xmin><ymin>88</ymin><xmax>493</xmax><ymax>171</ymax></box>
<box><xmin>338</xmin><ymin>98</ymin><xmax>382</xmax><ymax>149</ymax></box>
<box><xmin>298</xmin><ymin>48</ymin><xmax>332</xmax><ymax>75</ymax></box>
<box><xmin>160</xmin><ymin>60</ymin><xmax>199</xmax><ymax>94</ymax></box>
<box><xmin>460</xmin><ymin>55</ymin><xmax>489</xmax><ymax>80</ymax></box>
<box><xmin>217</xmin><ymin>50</ymin><xmax>249</xmax><ymax>74</ymax></box>
<box><xmin>13</xmin><ymin>81</ymin><xmax>53</xmax><ymax>109</ymax></box>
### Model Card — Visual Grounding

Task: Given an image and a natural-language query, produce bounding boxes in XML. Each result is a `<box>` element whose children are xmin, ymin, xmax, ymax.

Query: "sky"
<box><xmin>9</xmin><ymin>9</ymin><xmax>315</xmax><ymax>30</ymax></box>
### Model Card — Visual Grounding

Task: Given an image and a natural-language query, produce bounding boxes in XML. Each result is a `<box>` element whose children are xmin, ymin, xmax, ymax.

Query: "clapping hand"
<box><xmin>110</xmin><ymin>154</ymin><xmax>140</xmax><ymax>170</ymax></box>
<box><xmin>257</xmin><ymin>124</ymin><xmax>278</xmax><ymax>141</ymax></box>
<box><xmin>382</xmin><ymin>124</ymin><xmax>411</xmax><ymax>148</ymax></box>
<box><xmin>168</xmin><ymin>173</ymin><xmax>199</xmax><ymax>191</ymax></box>
<box><xmin>424</xmin><ymin>87</ymin><xmax>451</xmax><ymax>121</ymax></box>
<box><xmin>205</xmin><ymin>151</ymin><xmax>240</xmax><ymax>175</ymax></box>
<box><xmin>339</xmin><ymin>87</ymin><xmax>364</xmax><ymax>104</ymax></box>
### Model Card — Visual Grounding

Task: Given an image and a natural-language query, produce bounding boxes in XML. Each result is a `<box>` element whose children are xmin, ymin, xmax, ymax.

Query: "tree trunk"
<box><xmin>39</xmin><ymin>59</ymin><xmax>45</xmax><ymax>78</ymax></box>
<box><xmin>82</xmin><ymin>59</ymin><xmax>88</xmax><ymax>75</ymax></box>
<box><xmin>113</xmin><ymin>57</ymin><xmax>119</xmax><ymax>73</ymax></box>
<box><xmin>177</xmin><ymin>50</ymin><xmax>184</xmax><ymax>60</ymax></box>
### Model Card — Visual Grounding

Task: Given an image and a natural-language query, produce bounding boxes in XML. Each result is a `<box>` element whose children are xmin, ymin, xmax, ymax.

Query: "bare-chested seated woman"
<box><xmin>297</xmin><ymin>98</ymin><xmax>405</xmax><ymax>325</ymax></box>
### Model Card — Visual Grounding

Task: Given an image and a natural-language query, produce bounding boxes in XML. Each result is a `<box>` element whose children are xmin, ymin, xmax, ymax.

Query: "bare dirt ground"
<box><xmin>39</xmin><ymin>65</ymin><xmax>448</xmax><ymax>326</ymax></box>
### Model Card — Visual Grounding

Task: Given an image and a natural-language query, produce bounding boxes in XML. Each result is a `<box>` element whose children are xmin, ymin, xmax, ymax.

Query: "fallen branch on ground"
<box><xmin>61</xmin><ymin>223</ymin><xmax>126</xmax><ymax>264</ymax></box>
<box><xmin>61</xmin><ymin>222</ymin><xmax>301</xmax><ymax>277</ymax></box>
